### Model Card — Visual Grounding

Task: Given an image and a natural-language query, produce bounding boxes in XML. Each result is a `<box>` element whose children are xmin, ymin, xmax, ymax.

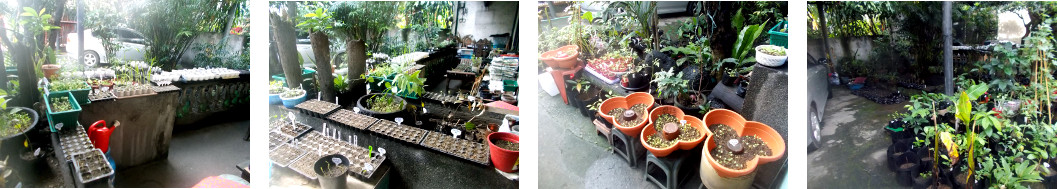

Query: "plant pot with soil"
<box><xmin>314</xmin><ymin>154</ymin><xmax>350</xmax><ymax>189</ymax></box>
<box><xmin>270</xmin><ymin>80</ymin><xmax>286</xmax><ymax>105</ymax></box>
<box><xmin>546</xmin><ymin>45</ymin><xmax>580</xmax><ymax>69</ymax></box>
<box><xmin>0</xmin><ymin>106</ymin><xmax>38</xmax><ymax>159</ymax></box>
<box><xmin>675</xmin><ymin>91</ymin><xmax>706</xmax><ymax>116</ymax></box>
<box><xmin>700</xmin><ymin>109</ymin><xmax>785</xmax><ymax>186</ymax></box>
<box><xmin>45</xmin><ymin>91</ymin><xmax>81</xmax><ymax>132</ymax></box>
<box><xmin>280</xmin><ymin>88</ymin><xmax>307</xmax><ymax>108</ymax></box>
<box><xmin>42</xmin><ymin>64</ymin><xmax>61</xmax><ymax>79</ymax></box>
<box><xmin>621</xmin><ymin>71</ymin><xmax>651</xmax><ymax>91</ymax></box>
<box><xmin>598</xmin><ymin>92</ymin><xmax>655</xmax><ymax>137</ymax></box>
<box><xmin>913</xmin><ymin>171</ymin><xmax>934</xmax><ymax>189</ymax></box>
<box><xmin>356</xmin><ymin>93</ymin><xmax>407</xmax><ymax>120</ymax></box>
<box><xmin>640</xmin><ymin>105</ymin><xmax>706</xmax><ymax>157</ymax></box>
<box><xmin>487</xmin><ymin>132</ymin><xmax>519</xmax><ymax>173</ymax></box>
<box><xmin>754</xmin><ymin>45</ymin><xmax>787</xmax><ymax>67</ymax></box>
<box><xmin>894</xmin><ymin>151</ymin><xmax>919</xmax><ymax>187</ymax></box>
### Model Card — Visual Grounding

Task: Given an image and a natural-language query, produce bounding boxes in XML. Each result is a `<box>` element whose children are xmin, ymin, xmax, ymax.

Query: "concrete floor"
<box><xmin>114</xmin><ymin>119</ymin><xmax>250</xmax><ymax>187</ymax></box>
<box><xmin>537</xmin><ymin>89</ymin><xmax>707</xmax><ymax>189</ymax></box>
<box><xmin>807</xmin><ymin>87</ymin><xmax>907</xmax><ymax>188</ymax></box>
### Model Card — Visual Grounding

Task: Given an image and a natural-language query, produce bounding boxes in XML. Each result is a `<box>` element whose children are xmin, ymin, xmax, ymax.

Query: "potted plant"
<box><xmin>269</xmin><ymin>80</ymin><xmax>286</xmax><ymax>105</ymax></box>
<box><xmin>754</xmin><ymin>45</ymin><xmax>787</xmax><ymax>67</ymax></box>
<box><xmin>487</xmin><ymin>132</ymin><xmax>519</xmax><ymax>173</ymax></box>
<box><xmin>48</xmin><ymin>78</ymin><xmax>92</xmax><ymax>105</ymax></box>
<box><xmin>598</xmin><ymin>92</ymin><xmax>655</xmax><ymax>137</ymax></box>
<box><xmin>280</xmin><ymin>88</ymin><xmax>307</xmax><ymax>109</ymax></box>
<box><xmin>565</xmin><ymin>78</ymin><xmax>600</xmax><ymax>117</ymax></box>
<box><xmin>652</xmin><ymin>68</ymin><xmax>688</xmax><ymax>105</ymax></box>
<box><xmin>621</xmin><ymin>59</ymin><xmax>653</xmax><ymax>91</ymax></box>
<box><xmin>541</xmin><ymin>45</ymin><xmax>580</xmax><ymax>69</ymax></box>
<box><xmin>640</xmin><ymin>105</ymin><xmax>706</xmax><ymax>157</ymax></box>
<box><xmin>41</xmin><ymin>64</ymin><xmax>61</xmax><ymax>79</ymax></box>
<box><xmin>699</xmin><ymin>109</ymin><xmax>785</xmax><ymax>189</ymax></box>
<box><xmin>913</xmin><ymin>171</ymin><xmax>934</xmax><ymax>189</ymax></box>
<box><xmin>313</xmin><ymin>154</ymin><xmax>349</xmax><ymax>189</ymax></box>
<box><xmin>44</xmin><ymin>91</ymin><xmax>81</xmax><ymax>132</ymax></box>
<box><xmin>721</xmin><ymin>68</ymin><xmax>738</xmax><ymax>86</ymax></box>
<box><xmin>0</xmin><ymin>95</ymin><xmax>38</xmax><ymax>159</ymax></box>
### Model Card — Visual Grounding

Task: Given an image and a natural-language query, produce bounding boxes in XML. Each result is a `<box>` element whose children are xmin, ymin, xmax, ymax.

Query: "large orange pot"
<box><xmin>640</xmin><ymin>105</ymin><xmax>707</xmax><ymax>157</ymax></box>
<box><xmin>597</xmin><ymin>92</ymin><xmax>654</xmax><ymax>137</ymax></box>
<box><xmin>539</xmin><ymin>50</ymin><xmax>559</xmax><ymax>68</ymax></box>
<box><xmin>551</xmin><ymin>45</ymin><xmax>580</xmax><ymax>69</ymax></box>
<box><xmin>700</xmin><ymin>109</ymin><xmax>785</xmax><ymax>178</ymax></box>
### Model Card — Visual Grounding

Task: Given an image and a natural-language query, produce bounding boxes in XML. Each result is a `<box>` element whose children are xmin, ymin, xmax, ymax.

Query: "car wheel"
<box><xmin>808</xmin><ymin>105</ymin><xmax>822</xmax><ymax>151</ymax></box>
<box><xmin>82</xmin><ymin>50</ymin><xmax>100</xmax><ymax>67</ymax></box>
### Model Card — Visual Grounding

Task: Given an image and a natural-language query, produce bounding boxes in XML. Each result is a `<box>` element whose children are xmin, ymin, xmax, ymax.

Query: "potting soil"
<box><xmin>708</xmin><ymin>124</ymin><xmax>772</xmax><ymax>170</ymax></box>
<box><xmin>318</xmin><ymin>165</ymin><xmax>348</xmax><ymax>177</ymax></box>
<box><xmin>645</xmin><ymin>114</ymin><xmax>703</xmax><ymax>148</ymax></box>
<box><xmin>607</xmin><ymin>103</ymin><xmax>648</xmax><ymax>128</ymax></box>
<box><xmin>494</xmin><ymin>139</ymin><xmax>519</xmax><ymax>151</ymax></box>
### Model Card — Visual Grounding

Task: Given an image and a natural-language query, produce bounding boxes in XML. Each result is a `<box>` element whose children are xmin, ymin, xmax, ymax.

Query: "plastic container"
<box><xmin>584</xmin><ymin>66</ymin><xmax>620</xmax><ymax>84</ymax></box>
<box><xmin>768</xmin><ymin>21</ymin><xmax>788</xmax><ymax>48</ymax></box>
<box><xmin>45</xmin><ymin>91</ymin><xmax>82</xmax><ymax>132</ymax></box>
<box><xmin>640</xmin><ymin>106</ymin><xmax>706</xmax><ymax>157</ymax></box>
<box><xmin>48</xmin><ymin>81</ymin><xmax>91</xmax><ymax>105</ymax></box>
<box><xmin>280</xmin><ymin>90</ymin><xmax>307</xmax><ymax>109</ymax></box>
<box><xmin>538</xmin><ymin>72</ymin><xmax>559</xmax><ymax>96</ymax></box>
<box><xmin>487</xmin><ymin>132</ymin><xmax>520</xmax><ymax>173</ymax></box>
<box><xmin>598</xmin><ymin>92</ymin><xmax>655</xmax><ymax>137</ymax></box>
<box><xmin>502</xmin><ymin>80</ymin><xmax>518</xmax><ymax>92</ymax></box>
<box><xmin>701</xmin><ymin>109</ymin><xmax>785</xmax><ymax>178</ymax></box>
<box><xmin>313</xmin><ymin>154</ymin><xmax>349</xmax><ymax>189</ymax></box>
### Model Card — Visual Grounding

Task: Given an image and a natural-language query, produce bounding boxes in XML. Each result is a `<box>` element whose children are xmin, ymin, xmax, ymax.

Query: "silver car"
<box><xmin>807</xmin><ymin>54</ymin><xmax>830</xmax><ymax>151</ymax></box>
<box><xmin>66</xmin><ymin>28</ymin><xmax>148</xmax><ymax>66</ymax></box>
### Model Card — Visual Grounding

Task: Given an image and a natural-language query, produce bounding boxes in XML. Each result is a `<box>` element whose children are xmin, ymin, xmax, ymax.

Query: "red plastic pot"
<box><xmin>487</xmin><ymin>132</ymin><xmax>520</xmax><ymax>173</ymax></box>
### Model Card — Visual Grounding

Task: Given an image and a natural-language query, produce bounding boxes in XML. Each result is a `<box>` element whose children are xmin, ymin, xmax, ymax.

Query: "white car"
<box><xmin>66</xmin><ymin>28</ymin><xmax>148</xmax><ymax>66</ymax></box>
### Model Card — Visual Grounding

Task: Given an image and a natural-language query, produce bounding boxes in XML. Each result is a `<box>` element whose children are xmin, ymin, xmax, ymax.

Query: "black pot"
<box><xmin>895</xmin><ymin>151</ymin><xmax>921</xmax><ymax>187</ymax></box>
<box><xmin>916</xmin><ymin>147</ymin><xmax>935</xmax><ymax>173</ymax></box>
<box><xmin>314</xmin><ymin>154</ymin><xmax>350</xmax><ymax>189</ymax></box>
<box><xmin>912</xmin><ymin>173</ymin><xmax>934</xmax><ymax>189</ymax></box>
<box><xmin>888</xmin><ymin>141</ymin><xmax>913</xmax><ymax>171</ymax></box>
<box><xmin>721</xmin><ymin>74</ymin><xmax>736</xmax><ymax>86</ymax></box>
<box><xmin>675</xmin><ymin>92</ymin><xmax>704</xmax><ymax>118</ymax></box>
<box><xmin>356</xmin><ymin>93</ymin><xmax>408</xmax><ymax>121</ymax></box>
<box><xmin>622</xmin><ymin>72</ymin><xmax>650</xmax><ymax>91</ymax></box>
<box><xmin>1</xmin><ymin>107</ymin><xmax>38</xmax><ymax>162</ymax></box>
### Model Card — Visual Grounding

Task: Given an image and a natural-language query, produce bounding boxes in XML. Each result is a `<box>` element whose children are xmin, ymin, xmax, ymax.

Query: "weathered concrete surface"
<box><xmin>807</xmin><ymin>87</ymin><xmax>908</xmax><ymax>188</ymax></box>
<box><xmin>78</xmin><ymin>91</ymin><xmax>179</xmax><ymax>168</ymax></box>
<box><xmin>742</xmin><ymin>64</ymin><xmax>789</xmax><ymax>188</ymax></box>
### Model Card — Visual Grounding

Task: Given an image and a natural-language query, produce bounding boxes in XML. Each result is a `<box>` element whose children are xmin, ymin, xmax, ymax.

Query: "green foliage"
<box><xmin>722</xmin><ymin>21</ymin><xmax>768</xmax><ymax>66</ymax></box>
<box><xmin>190</xmin><ymin>43</ymin><xmax>249</xmax><ymax>70</ymax></box>
<box><xmin>270</xmin><ymin>80</ymin><xmax>286</xmax><ymax>94</ymax></box>
<box><xmin>652</xmin><ymin>68</ymin><xmax>688</xmax><ymax>100</ymax></box>
<box><xmin>296</xmin><ymin>3</ymin><xmax>334</xmax><ymax>33</ymax></box>
<box><xmin>133</xmin><ymin>0</ymin><xmax>248</xmax><ymax>70</ymax></box>
<box><xmin>604</xmin><ymin>1</ymin><xmax>658</xmax><ymax>50</ymax></box>
<box><xmin>661</xmin><ymin>38</ymin><xmax>712</xmax><ymax>68</ymax></box>
<box><xmin>758</xmin><ymin>45</ymin><xmax>786</xmax><ymax>56</ymax></box>
<box><xmin>48</xmin><ymin>79</ymin><xmax>88</xmax><ymax>92</ymax></box>
<box><xmin>49</xmin><ymin>96</ymin><xmax>73</xmax><ymax>112</ymax></box>
<box><xmin>990</xmin><ymin>157</ymin><xmax>1043</xmax><ymax>188</ymax></box>
<box><xmin>333</xmin><ymin>75</ymin><xmax>349</xmax><ymax>93</ymax></box>
<box><xmin>330</xmin><ymin>1</ymin><xmax>400</xmax><ymax>50</ymax></box>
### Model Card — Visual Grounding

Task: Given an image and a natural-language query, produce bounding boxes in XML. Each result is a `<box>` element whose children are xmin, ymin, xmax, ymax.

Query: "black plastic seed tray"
<box><xmin>70</xmin><ymin>149</ymin><xmax>114</xmax><ymax>184</ymax></box>
<box><xmin>368</xmin><ymin>120</ymin><xmax>428</xmax><ymax>144</ymax></box>
<box><xmin>326</xmin><ymin>109</ymin><xmax>380</xmax><ymax>130</ymax></box>
<box><xmin>420</xmin><ymin>131</ymin><xmax>491</xmax><ymax>166</ymax></box>
<box><xmin>293</xmin><ymin>131</ymin><xmax>386</xmax><ymax>179</ymax></box>
<box><xmin>295</xmin><ymin>99</ymin><xmax>341</xmax><ymax>118</ymax></box>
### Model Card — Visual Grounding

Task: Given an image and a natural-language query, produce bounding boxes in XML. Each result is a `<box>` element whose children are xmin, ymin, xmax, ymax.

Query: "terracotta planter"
<box><xmin>597</xmin><ymin>92</ymin><xmax>655</xmax><ymax>137</ymax></box>
<box><xmin>487</xmin><ymin>132</ymin><xmax>520</xmax><ymax>173</ymax></box>
<box><xmin>42</xmin><ymin>64</ymin><xmax>61</xmax><ymax>79</ymax></box>
<box><xmin>700</xmin><ymin>109</ymin><xmax>785</xmax><ymax>178</ymax></box>
<box><xmin>544</xmin><ymin>45</ymin><xmax>580</xmax><ymax>69</ymax></box>
<box><xmin>640</xmin><ymin>105</ymin><xmax>706</xmax><ymax>157</ymax></box>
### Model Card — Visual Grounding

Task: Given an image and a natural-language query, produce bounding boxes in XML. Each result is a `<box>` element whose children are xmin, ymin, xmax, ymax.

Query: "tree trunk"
<box><xmin>270</xmin><ymin>12</ymin><xmax>302</xmax><ymax>88</ymax></box>
<box><xmin>346</xmin><ymin>39</ymin><xmax>367</xmax><ymax>95</ymax></box>
<box><xmin>310</xmin><ymin>31</ymin><xmax>334</xmax><ymax>102</ymax></box>
<box><xmin>13</xmin><ymin>44</ymin><xmax>38</xmax><ymax>107</ymax></box>
<box><xmin>47</xmin><ymin>0</ymin><xmax>68</xmax><ymax>50</ymax></box>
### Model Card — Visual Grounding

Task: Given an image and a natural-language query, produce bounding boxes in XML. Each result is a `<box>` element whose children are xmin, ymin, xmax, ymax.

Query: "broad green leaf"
<box><xmin>956</xmin><ymin>92</ymin><xmax>971</xmax><ymax>124</ymax></box>
<box><xmin>965</xmin><ymin>84</ymin><xmax>988</xmax><ymax>100</ymax></box>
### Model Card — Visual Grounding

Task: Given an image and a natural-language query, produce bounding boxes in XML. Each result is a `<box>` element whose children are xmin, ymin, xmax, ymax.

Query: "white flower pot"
<box><xmin>754</xmin><ymin>45</ymin><xmax>788</xmax><ymax>67</ymax></box>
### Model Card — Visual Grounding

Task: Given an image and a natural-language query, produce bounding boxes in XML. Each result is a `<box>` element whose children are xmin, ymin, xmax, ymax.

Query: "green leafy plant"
<box><xmin>0</xmin><ymin>95</ymin><xmax>30</xmax><ymax>138</ymax></box>
<box><xmin>758</xmin><ymin>45</ymin><xmax>786</xmax><ymax>56</ymax></box>
<box><xmin>333</xmin><ymin>75</ymin><xmax>350</xmax><ymax>93</ymax></box>
<box><xmin>296</xmin><ymin>3</ymin><xmax>334</xmax><ymax>33</ymax></box>
<box><xmin>652</xmin><ymin>68</ymin><xmax>688</xmax><ymax>100</ymax></box>
<box><xmin>48</xmin><ymin>79</ymin><xmax>88</xmax><ymax>92</ymax></box>
<box><xmin>270</xmin><ymin>80</ymin><xmax>286</xmax><ymax>94</ymax></box>
<box><xmin>722</xmin><ymin>18</ymin><xmax>769</xmax><ymax>67</ymax></box>
<box><xmin>49</xmin><ymin>96</ymin><xmax>73</xmax><ymax>112</ymax></box>
<box><xmin>565</xmin><ymin>78</ymin><xmax>592</xmax><ymax>93</ymax></box>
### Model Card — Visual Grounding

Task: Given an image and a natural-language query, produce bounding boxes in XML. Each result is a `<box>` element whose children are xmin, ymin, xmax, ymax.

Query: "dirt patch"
<box><xmin>607</xmin><ymin>103</ymin><xmax>648</xmax><ymax>128</ymax></box>
<box><xmin>709</xmin><ymin>124</ymin><xmax>772</xmax><ymax>170</ymax></box>
<box><xmin>494</xmin><ymin>140</ymin><xmax>519</xmax><ymax>151</ymax></box>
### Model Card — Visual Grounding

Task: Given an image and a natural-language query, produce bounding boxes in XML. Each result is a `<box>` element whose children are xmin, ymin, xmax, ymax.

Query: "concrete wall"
<box><xmin>456</xmin><ymin>1</ymin><xmax>517</xmax><ymax>41</ymax></box>
<box><xmin>178</xmin><ymin>32</ymin><xmax>247</xmax><ymax>67</ymax></box>
<box><xmin>807</xmin><ymin>36</ymin><xmax>876</xmax><ymax>61</ymax></box>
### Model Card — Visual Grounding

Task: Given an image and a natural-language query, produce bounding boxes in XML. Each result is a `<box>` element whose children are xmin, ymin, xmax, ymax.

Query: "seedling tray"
<box><xmin>293</xmin><ymin>131</ymin><xmax>386</xmax><ymax>179</ymax></box>
<box><xmin>295</xmin><ymin>99</ymin><xmax>340</xmax><ymax>118</ymax></box>
<box><xmin>422</xmin><ymin>92</ymin><xmax>468</xmax><ymax>104</ymax></box>
<box><xmin>269</xmin><ymin>131</ymin><xmax>293</xmax><ymax>150</ymax></box>
<box><xmin>71</xmin><ymin>149</ymin><xmax>114</xmax><ymax>184</ymax></box>
<box><xmin>368</xmin><ymin>120</ymin><xmax>428</xmax><ymax>144</ymax></box>
<box><xmin>87</xmin><ymin>91</ymin><xmax>116</xmax><ymax>102</ymax></box>
<box><xmin>271</xmin><ymin>120</ymin><xmax>312</xmax><ymax>139</ymax></box>
<box><xmin>270</xmin><ymin>143</ymin><xmax>307</xmax><ymax>167</ymax></box>
<box><xmin>58</xmin><ymin>125</ymin><xmax>94</xmax><ymax>160</ymax></box>
<box><xmin>152</xmin><ymin>85</ymin><xmax>181</xmax><ymax>93</ymax></box>
<box><xmin>326</xmin><ymin>109</ymin><xmax>380</xmax><ymax>130</ymax></box>
<box><xmin>420</xmin><ymin>131</ymin><xmax>491</xmax><ymax>165</ymax></box>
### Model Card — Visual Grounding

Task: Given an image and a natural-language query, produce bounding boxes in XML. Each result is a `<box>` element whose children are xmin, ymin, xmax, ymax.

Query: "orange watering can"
<box><xmin>87</xmin><ymin>120</ymin><xmax>119</xmax><ymax>153</ymax></box>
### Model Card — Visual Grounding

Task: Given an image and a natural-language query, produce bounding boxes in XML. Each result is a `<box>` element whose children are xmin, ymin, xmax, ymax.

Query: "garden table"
<box><xmin>270</xmin><ymin>105</ymin><xmax>517</xmax><ymax>188</ymax></box>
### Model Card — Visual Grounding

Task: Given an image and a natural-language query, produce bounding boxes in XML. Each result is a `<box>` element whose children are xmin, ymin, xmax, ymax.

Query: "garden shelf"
<box><xmin>420</xmin><ymin>131</ymin><xmax>491</xmax><ymax>165</ymax></box>
<box><xmin>326</xmin><ymin>109</ymin><xmax>380</xmax><ymax>130</ymax></box>
<box><xmin>295</xmin><ymin>99</ymin><xmax>341</xmax><ymax>118</ymax></box>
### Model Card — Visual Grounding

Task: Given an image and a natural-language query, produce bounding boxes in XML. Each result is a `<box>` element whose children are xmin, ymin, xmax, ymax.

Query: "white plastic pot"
<box><xmin>755</xmin><ymin>45</ymin><xmax>788</xmax><ymax>67</ymax></box>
